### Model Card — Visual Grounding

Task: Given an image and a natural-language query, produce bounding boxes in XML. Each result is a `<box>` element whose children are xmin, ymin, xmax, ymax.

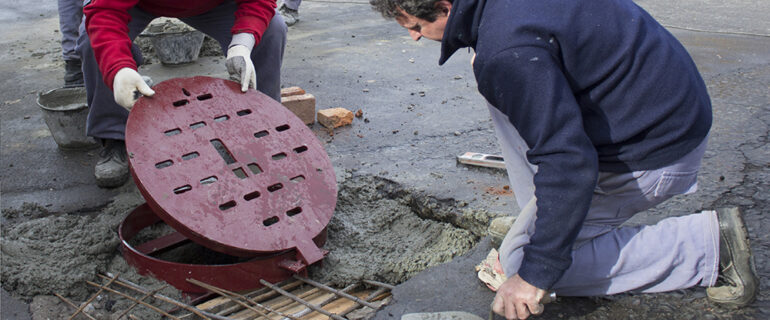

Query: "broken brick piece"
<box><xmin>355</xmin><ymin>109</ymin><xmax>363</xmax><ymax>118</ymax></box>
<box><xmin>317</xmin><ymin>107</ymin><xmax>354</xmax><ymax>129</ymax></box>
<box><xmin>280</xmin><ymin>86</ymin><xmax>306</xmax><ymax>97</ymax></box>
<box><xmin>281</xmin><ymin>93</ymin><xmax>316</xmax><ymax>125</ymax></box>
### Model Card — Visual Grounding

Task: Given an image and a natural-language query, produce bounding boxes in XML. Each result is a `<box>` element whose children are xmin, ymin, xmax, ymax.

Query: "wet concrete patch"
<box><xmin>311</xmin><ymin>174</ymin><xmax>500</xmax><ymax>286</ymax></box>
<box><xmin>0</xmin><ymin>187</ymin><xmax>144</xmax><ymax>300</ymax></box>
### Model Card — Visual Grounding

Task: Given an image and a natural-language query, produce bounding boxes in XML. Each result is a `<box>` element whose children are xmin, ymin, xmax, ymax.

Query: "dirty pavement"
<box><xmin>1</xmin><ymin>0</ymin><xmax>768</xmax><ymax>319</ymax></box>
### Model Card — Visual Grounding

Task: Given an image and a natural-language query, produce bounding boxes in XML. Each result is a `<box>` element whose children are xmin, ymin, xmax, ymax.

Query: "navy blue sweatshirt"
<box><xmin>440</xmin><ymin>0</ymin><xmax>712</xmax><ymax>289</ymax></box>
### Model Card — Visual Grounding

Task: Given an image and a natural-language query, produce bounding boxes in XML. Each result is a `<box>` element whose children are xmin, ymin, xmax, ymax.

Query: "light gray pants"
<box><xmin>58</xmin><ymin>0</ymin><xmax>83</xmax><ymax>60</ymax></box>
<box><xmin>488</xmin><ymin>105</ymin><xmax>719</xmax><ymax>296</ymax></box>
<box><xmin>78</xmin><ymin>1</ymin><xmax>287</xmax><ymax>140</ymax></box>
<box><xmin>282</xmin><ymin>0</ymin><xmax>302</xmax><ymax>11</ymax></box>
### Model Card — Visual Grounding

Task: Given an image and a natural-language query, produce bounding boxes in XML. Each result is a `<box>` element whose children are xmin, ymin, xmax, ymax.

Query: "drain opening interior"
<box><xmin>128</xmin><ymin>223</ymin><xmax>252</xmax><ymax>265</ymax></box>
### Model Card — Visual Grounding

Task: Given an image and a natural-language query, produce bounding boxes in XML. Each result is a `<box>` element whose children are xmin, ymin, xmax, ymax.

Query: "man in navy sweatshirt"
<box><xmin>370</xmin><ymin>0</ymin><xmax>758</xmax><ymax>318</ymax></box>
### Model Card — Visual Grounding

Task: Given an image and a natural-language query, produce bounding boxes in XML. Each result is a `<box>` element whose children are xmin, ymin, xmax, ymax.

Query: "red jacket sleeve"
<box><xmin>84</xmin><ymin>0</ymin><xmax>141</xmax><ymax>90</ymax></box>
<box><xmin>232</xmin><ymin>0</ymin><xmax>277</xmax><ymax>44</ymax></box>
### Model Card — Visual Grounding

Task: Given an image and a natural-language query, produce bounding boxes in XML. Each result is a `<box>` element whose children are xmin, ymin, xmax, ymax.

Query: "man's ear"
<box><xmin>436</xmin><ymin>0</ymin><xmax>453</xmax><ymax>16</ymax></box>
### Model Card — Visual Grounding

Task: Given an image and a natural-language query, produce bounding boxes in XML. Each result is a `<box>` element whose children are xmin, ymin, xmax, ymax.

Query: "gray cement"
<box><xmin>1</xmin><ymin>0</ymin><xmax>768</xmax><ymax>319</ymax></box>
<box><xmin>310</xmin><ymin>174</ymin><xmax>498</xmax><ymax>287</ymax></box>
<box><xmin>1</xmin><ymin>184</ymin><xmax>143</xmax><ymax>299</ymax></box>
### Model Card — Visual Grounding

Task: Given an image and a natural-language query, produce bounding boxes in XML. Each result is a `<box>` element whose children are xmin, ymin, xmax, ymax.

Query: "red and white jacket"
<box><xmin>84</xmin><ymin>0</ymin><xmax>276</xmax><ymax>89</ymax></box>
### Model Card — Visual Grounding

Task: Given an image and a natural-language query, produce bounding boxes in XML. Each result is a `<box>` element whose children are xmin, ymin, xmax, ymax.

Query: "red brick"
<box><xmin>281</xmin><ymin>93</ymin><xmax>316</xmax><ymax>125</ymax></box>
<box><xmin>317</xmin><ymin>107</ymin><xmax>354</xmax><ymax>129</ymax></box>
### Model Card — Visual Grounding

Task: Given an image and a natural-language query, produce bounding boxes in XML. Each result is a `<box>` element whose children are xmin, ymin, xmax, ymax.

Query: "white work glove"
<box><xmin>226</xmin><ymin>45</ymin><xmax>257</xmax><ymax>92</ymax></box>
<box><xmin>113</xmin><ymin>68</ymin><xmax>155</xmax><ymax>110</ymax></box>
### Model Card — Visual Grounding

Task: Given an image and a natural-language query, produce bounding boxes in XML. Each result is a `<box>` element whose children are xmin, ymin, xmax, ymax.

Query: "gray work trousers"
<box><xmin>78</xmin><ymin>1</ymin><xmax>287</xmax><ymax>140</ymax></box>
<box><xmin>281</xmin><ymin>0</ymin><xmax>302</xmax><ymax>11</ymax></box>
<box><xmin>488</xmin><ymin>104</ymin><xmax>719</xmax><ymax>296</ymax></box>
<box><xmin>58</xmin><ymin>0</ymin><xmax>83</xmax><ymax>60</ymax></box>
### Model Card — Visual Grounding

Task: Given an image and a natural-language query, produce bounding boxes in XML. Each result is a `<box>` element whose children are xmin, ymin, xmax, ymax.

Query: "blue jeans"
<box><xmin>488</xmin><ymin>104</ymin><xmax>719</xmax><ymax>296</ymax></box>
<box><xmin>78</xmin><ymin>1</ymin><xmax>287</xmax><ymax>140</ymax></box>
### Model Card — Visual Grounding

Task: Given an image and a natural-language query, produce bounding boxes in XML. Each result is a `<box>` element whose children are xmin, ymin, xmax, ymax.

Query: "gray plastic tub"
<box><xmin>37</xmin><ymin>87</ymin><xmax>99</xmax><ymax>149</ymax></box>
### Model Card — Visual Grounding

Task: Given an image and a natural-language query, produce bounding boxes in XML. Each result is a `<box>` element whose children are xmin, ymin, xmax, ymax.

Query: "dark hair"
<box><xmin>370</xmin><ymin>0</ymin><xmax>449</xmax><ymax>22</ymax></box>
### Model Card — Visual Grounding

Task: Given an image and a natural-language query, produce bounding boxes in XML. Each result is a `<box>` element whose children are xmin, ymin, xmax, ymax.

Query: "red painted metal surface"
<box><xmin>119</xmin><ymin>204</ymin><xmax>327</xmax><ymax>293</ymax></box>
<box><xmin>125</xmin><ymin>76</ymin><xmax>336</xmax><ymax>266</ymax></box>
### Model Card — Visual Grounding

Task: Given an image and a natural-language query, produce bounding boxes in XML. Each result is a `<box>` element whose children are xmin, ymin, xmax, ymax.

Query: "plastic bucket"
<box><xmin>150</xmin><ymin>30</ymin><xmax>205</xmax><ymax>65</ymax></box>
<box><xmin>37</xmin><ymin>87</ymin><xmax>99</xmax><ymax>150</ymax></box>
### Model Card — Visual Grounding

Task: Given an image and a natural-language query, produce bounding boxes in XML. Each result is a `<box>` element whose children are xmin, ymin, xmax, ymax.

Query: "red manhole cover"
<box><xmin>126</xmin><ymin>76</ymin><xmax>336</xmax><ymax>265</ymax></box>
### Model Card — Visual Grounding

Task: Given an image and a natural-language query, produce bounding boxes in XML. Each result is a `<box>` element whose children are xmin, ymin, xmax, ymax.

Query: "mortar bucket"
<box><xmin>37</xmin><ymin>87</ymin><xmax>99</xmax><ymax>150</ymax></box>
<box><xmin>150</xmin><ymin>30</ymin><xmax>205</xmax><ymax>65</ymax></box>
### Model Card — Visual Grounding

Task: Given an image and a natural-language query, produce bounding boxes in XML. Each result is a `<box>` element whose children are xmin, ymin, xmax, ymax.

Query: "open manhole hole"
<box><xmin>127</xmin><ymin>222</ymin><xmax>252</xmax><ymax>266</ymax></box>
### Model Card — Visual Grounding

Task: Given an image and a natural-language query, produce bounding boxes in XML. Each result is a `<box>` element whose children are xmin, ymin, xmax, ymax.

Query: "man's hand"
<box><xmin>226</xmin><ymin>45</ymin><xmax>257</xmax><ymax>92</ymax></box>
<box><xmin>113</xmin><ymin>68</ymin><xmax>155</xmax><ymax>110</ymax></box>
<box><xmin>492</xmin><ymin>274</ymin><xmax>547</xmax><ymax>320</ymax></box>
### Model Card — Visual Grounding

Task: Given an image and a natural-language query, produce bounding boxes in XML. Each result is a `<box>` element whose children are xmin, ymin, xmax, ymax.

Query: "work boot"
<box><xmin>279</xmin><ymin>4</ymin><xmax>299</xmax><ymax>27</ymax></box>
<box><xmin>63</xmin><ymin>59</ymin><xmax>84</xmax><ymax>88</ymax></box>
<box><xmin>707</xmin><ymin>207</ymin><xmax>759</xmax><ymax>307</ymax></box>
<box><xmin>488</xmin><ymin>216</ymin><xmax>515</xmax><ymax>247</ymax></box>
<box><xmin>95</xmin><ymin>139</ymin><xmax>129</xmax><ymax>188</ymax></box>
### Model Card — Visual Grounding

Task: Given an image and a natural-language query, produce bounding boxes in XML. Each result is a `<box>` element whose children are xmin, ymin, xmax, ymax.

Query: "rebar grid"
<box><xmin>59</xmin><ymin>274</ymin><xmax>392</xmax><ymax>320</ymax></box>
